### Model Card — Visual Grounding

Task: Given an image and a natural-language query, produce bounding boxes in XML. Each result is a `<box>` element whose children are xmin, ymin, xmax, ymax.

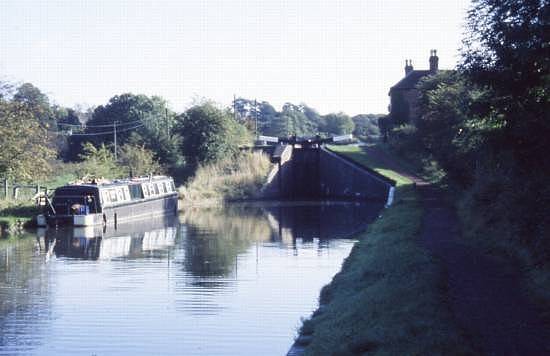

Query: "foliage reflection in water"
<box><xmin>0</xmin><ymin>202</ymin><xmax>382</xmax><ymax>355</ymax></box>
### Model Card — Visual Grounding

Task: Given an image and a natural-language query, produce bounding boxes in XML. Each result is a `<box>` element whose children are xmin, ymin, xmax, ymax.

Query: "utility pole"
<box><xmin>113</xmin><ymin>121</ymin><xmax>117</xmax><ymax>161</ymax></box>
<box><xmin>254</xmin><ymin>99</ymin><xmax>258</xmax><ymax>138</ymax></box>
<box><xmin>165</xmin><ymin>108</ymin><xmax>169</xmax><ymax>136</ymax></box>
<box><xmin>233</xmin><ymin>94</ymin><xmax>237</xmax><ymax>121</ymax></box>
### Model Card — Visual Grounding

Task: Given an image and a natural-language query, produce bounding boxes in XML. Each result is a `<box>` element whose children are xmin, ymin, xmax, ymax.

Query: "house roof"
<box><xmin>389</xmin><ymin>70</ymin><xmax>431</xmax><ymax>92</ymax></box>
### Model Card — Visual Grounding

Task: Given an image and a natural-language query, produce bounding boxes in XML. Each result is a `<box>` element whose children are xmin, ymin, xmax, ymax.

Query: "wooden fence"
<box><xmin>1</xmin><ymin>179</ymin><xmax>49</xmax><ymax>201</ymax></box>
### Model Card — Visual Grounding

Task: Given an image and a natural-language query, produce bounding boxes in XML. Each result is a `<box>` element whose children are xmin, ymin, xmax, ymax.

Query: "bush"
<box><xmin>118</xmin><ymin>144</ymin><xmax>162</xmax><ymax>177</ymax></box>
<box><xmin>179</xmin><ymin>151</ymin><xmax>272</xmax><ymax>205</ymax></box>
<box><xmin>388</xmin><ymin>124</ymin><xmax>419</xmax><ymax>155</ymax></box>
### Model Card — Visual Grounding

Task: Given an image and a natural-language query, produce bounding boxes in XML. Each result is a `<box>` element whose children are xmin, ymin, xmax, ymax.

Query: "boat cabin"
<box><xmin>40</xmin><ymin>176</ymin><xmax>178</xmax><ymax>227</ymax></box>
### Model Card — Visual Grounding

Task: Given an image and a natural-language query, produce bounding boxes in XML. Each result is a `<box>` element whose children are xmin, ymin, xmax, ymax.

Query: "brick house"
<box><xmin>388</xmin><ymin>50</ymin><xmax>439</xmax><ymax>125</ymax></box>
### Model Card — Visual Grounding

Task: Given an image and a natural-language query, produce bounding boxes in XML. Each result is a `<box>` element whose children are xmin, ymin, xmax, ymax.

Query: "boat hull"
<box><xmin>40</xmin><ymin>194</ymin><xmax>178</xmax><ymax>227</ymax></box>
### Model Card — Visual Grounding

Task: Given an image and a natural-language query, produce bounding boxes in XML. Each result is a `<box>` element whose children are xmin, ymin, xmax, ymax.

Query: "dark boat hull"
<box><xmin>41</xmin><ymin>193</ymin><xmax>178</xmax><ymax>227</ymax></box>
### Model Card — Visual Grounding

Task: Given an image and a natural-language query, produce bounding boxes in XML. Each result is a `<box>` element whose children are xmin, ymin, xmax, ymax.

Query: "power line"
<box><xmin>57</xmin><ymin>119</ymin><xmax>142</xmax><ymax>128</ymax></box>
<box><xmin>47</xmin><ymin>123</ymin><xmax>145</xmax><ymax>136</ymax></box>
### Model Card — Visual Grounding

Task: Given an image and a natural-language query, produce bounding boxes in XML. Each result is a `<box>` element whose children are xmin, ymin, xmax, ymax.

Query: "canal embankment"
<box><xmin>295</xmin><ymin>144</ymin><xmax>550</xmax><ymax>355</ymax></box>
<box><xmin>289</xmin><ymin>145</ymin><xmax>476</xmax><ymax>355</ymax></box>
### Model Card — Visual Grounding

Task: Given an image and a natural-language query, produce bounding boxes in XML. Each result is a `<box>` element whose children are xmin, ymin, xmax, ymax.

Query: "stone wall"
<box><xmin>261</xmin><ymin>145</ymin><xmax>394</xmax><ymax>203</ymax></box>
<box><xmin>261</xmin><ymin>145</ymin><xmax>294</xmax><ymax>198</ymax></box>
<box><xmin>319</xmin><ymin>147</ymin><xmax>393</xmax><ymax>201</ymax></box>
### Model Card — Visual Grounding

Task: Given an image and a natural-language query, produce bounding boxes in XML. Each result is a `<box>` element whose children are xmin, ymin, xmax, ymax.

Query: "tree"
<box><xmin>177</xmin><ymin>102</ymin><xmax>251</xmax><ymax>165</ymax></box>
<box><xmin>352</xmin><ymin>114</ymin><xmax>382</xmax><ymax>139</ymax></box>
<box><xmin>279</xmin><ymin>103</ymin><xmax>316</xmax><ymax>137</ymax></box>
<box><xmin>0</xmin><ymin>101</ymin><xmax>55</xmax><ymax>181</ymax></box>
<box><xmin>257</xmin><ymin>103</ymin><xmax>288</xmax><ymax>137</ymax></box>
<box><xmin>13</xmin><ymin>83</ymin><xmax>51</xmax><ymax>122</ymax></box>
<box><xmin>415</xmin><ymin>71</ymin><xmax>490</xmax><ymax>185</ymax></box>
<box><xmin>300</xmin><ymin>104</ymin><xmax>323</xmax><ymax>129</ymax></box>
<box><xmin>320</xmin><ymin>113</ymin><xmax>354</xmax><ymax>136</ymax></box>
<box><xmin>78</xmin><ymin>142</ymin><xmax>121</xmax><ymax>179</ymax></box>
<box><xmin>68</xmin><ymin>93</ymin><xmax>179</xmax><ymax>164</ymax></box>
<box><xmin>0</xmin><ymin>80</ymin><xmax>14</xmax><ymax>100</ymax></box>
<box><xmin>460</xmin><ymin>0</ymin><xmax>550</xmax><ymax>254</ymax></box>
<box><xmin>461</xmin><ymin>0</ymin><xmax>550</xmax><ymax>168</ymax></box>
<box><xmin>118</xmin><ymin>144</ymin><xmax>162</xmax><ymax>177</ymax></box>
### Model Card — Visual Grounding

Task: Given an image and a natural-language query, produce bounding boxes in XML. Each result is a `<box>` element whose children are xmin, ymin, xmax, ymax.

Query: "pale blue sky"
<box><xmin>0</xmin><ymin>0</ymin><xmax>470</xmax><ymax>115</ymax></box>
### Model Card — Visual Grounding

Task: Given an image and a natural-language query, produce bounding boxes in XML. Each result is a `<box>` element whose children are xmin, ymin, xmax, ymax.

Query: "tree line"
<box><xmin>381</xmin><ymin>0</ymin><xmax>549</xmax><ymax>261</ymax></box>
<box><xmin>0</xmin><ymin>82</ymin><xmax>382</xmax><ymax>184</ymax></box>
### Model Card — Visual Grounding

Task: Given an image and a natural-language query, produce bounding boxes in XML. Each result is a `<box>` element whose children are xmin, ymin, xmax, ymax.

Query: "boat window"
<box><xmin>149</xmin><ymin>183</ymin><xmax>156</xmax><ymax>195</ymax></box>
<box><xmin>170</xmin><ymin>181</ymin><xmax>176</xmax><ymax>192</ymax></box>
<box><xmin>129</xmin><ymin>184</ymin><xmax>143</xmax><ymax>199</ymax></box>
<box><xmin>157</xmin><ymin>182</ymin><xmax>165</xmax><ymax>194</ymax></box>
<box><xmin>117</xmin><ymin>188</ymin><xmax>124</xmax><ymax>202</ymax></box>
<box><xmin>101</xmin><ymin>190</ymin><xmax>109</xmax><ymax>204</ymax></box>
<box><xmin>121</xmin><ymin>187</ymin><xmax>128</xmax><ymax>201</ymax></box>
<box><xmin>153</xmin><ymin>183</ymin><xmax>159</xmax><ymax>195</ymax></box>
<box><xmin>109</xmin><ymin>189</ymin><xmax>118</xmax><ymax>202</ymax></box>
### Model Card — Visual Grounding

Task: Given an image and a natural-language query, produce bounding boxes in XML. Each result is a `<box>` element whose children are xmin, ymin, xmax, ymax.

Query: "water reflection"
<box><xmin>0</xmin><ymin>234</ymin><xmax>52</xmax><ymax>350</ymax></box>
<box><xmin>40</xmin><ymin>217</ymin><xmax>179</xmax><ymax>260</ymax></box>
<box><xmin>262</xmin><ymin>201</ymin><xmax>383</xmax><ymax>243</ymax></box>
<box><xmin>0</xmin><ymin>202</ymin><xmax>382</xmax><ymax>355</ymax></box>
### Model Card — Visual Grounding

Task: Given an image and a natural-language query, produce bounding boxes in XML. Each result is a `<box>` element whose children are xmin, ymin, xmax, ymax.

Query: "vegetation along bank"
<box><xmin>291</xmin><ymin>145</ymin><xmax>476</xmax><ymax>355</ymax></box>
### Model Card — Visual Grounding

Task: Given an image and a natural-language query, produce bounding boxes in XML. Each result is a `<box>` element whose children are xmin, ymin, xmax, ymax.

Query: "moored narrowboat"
<box><xmin>37</xmin><ymin>176</ymin><xmax>178</xmax><ymax>227</ymax></box>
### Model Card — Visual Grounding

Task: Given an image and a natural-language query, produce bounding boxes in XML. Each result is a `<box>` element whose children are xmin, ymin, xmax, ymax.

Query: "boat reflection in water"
<box><xmin>40</xmin><ymin>217</ymin><xmax>179</xmax><ymax>260</ymax></box>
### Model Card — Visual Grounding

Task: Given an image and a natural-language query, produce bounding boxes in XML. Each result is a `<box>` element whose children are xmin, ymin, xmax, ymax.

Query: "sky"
<box><xmin>0</xmin><ymin>0</ymin><xmax>471</xmax><ymax>116</ymax></box>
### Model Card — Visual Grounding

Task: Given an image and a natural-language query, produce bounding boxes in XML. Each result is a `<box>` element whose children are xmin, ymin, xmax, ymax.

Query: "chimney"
<box><xmin>429</xmin><ymin>49</ymin><xmax>439</xmax><ymax>73</ymax></box>
<box><xmin>404</xmin><ymin>59</ymin><xmax>413</xmax><ymax>75</ymax></box>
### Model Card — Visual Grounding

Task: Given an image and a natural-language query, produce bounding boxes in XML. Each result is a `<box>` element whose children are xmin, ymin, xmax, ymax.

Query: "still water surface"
<box><xmin>0</xmin><ymin>202</ymin><xmax>381</xmax><ymax>355</ymax></box>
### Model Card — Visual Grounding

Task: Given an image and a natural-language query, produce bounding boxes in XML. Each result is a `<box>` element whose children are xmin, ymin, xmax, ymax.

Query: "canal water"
<box><xmin>0</xmin><ymin>202</ymin><xmax>382</xmax><ymax>355</ymax></box>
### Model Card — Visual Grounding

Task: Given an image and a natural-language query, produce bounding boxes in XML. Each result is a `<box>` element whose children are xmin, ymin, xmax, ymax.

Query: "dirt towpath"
<box><xmin>362</xmin><ymin>145</ymin><xmax>550</xmax><ymax>355</ymax></box>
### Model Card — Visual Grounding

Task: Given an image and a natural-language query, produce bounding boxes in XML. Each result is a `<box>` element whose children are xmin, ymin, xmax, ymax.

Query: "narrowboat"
<box><xmin>37</xmin><ymin>176</ymin><xmax>178</xmax><ymax>227</ymax></box>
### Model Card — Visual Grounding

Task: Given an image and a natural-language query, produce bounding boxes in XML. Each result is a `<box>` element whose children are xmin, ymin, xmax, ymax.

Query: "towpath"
<box><xmin>362</xmin><ymin>145</ymin><xmax>550</xmax><ymax>356</ymax></box>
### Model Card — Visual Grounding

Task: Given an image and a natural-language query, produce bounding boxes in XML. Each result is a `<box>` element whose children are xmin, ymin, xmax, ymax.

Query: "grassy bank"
<box><xmin>366</xmin><ymin>141</ymin><xmax>550</xmax><ymax>318</ymax></box>
<box><xmin>0</xmin><ymin>163</ymin><xmax>81</xmax><ymax>237</ymax></box>
<box><xmin>0</xmin><ymin>200</ymin><xmax>39</xmax><ymax>237</ymax></box>
<box><xmin>178</xmin><ymin>151</ymin><xmax>273</xmax><ymax>206</ymax></box>
<box><xmin>457</xmin><ymin>178</ymin><xmax>550</xmax><ymax>314</ymax></box>
<box><xmin>295</xmin><ymin>145</ymin><xmax>473</xmax><ymax>355</ymax></box>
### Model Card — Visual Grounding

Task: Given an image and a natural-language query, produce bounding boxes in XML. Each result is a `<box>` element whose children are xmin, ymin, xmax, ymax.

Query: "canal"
<box><xmin>0</xmin><ymin>202</ymin><xmax>382</xmax><ymax>355</ymax></box>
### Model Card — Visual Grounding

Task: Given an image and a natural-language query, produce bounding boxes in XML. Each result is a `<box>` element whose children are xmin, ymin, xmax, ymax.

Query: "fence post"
<box><xmin>3</xmin><ymin>179</ymin><xmax>7</xmax><ymax>200</ymax></box>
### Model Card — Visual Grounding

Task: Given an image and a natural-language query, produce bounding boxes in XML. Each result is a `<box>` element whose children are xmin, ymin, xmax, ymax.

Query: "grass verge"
<box><xmin>178</xmin><ymin>151</ymin><xmax>273</xmax><ymax>206</ymax></box>
<box><xmin>0</xmin><ymin>200</ymin><xmax>39</xmax><ymax>237</ymax></box>
<box><xmin>295</xmin><ymin>145</ymin><xmax>474</xmax><ymax>355</ymax></box>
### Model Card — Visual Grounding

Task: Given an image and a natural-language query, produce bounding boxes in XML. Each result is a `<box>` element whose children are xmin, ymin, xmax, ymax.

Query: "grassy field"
<box><xmin>295</xmin><ymin>145</ymin><xmax>474</xmax><ymax>355</ymax></box>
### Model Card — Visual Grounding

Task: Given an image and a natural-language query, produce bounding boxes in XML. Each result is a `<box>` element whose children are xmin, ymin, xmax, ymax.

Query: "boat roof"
<box><xmin>58</xmin><ymin>175</ymin><xmax>173</xmax><ymax>190</ymax></box>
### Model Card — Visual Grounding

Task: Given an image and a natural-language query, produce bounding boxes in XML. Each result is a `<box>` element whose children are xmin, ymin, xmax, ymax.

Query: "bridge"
<box><xmin>255</xmin><ymin>135</ymin><xmax>396</xmax><ymax>205</ymax></box>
